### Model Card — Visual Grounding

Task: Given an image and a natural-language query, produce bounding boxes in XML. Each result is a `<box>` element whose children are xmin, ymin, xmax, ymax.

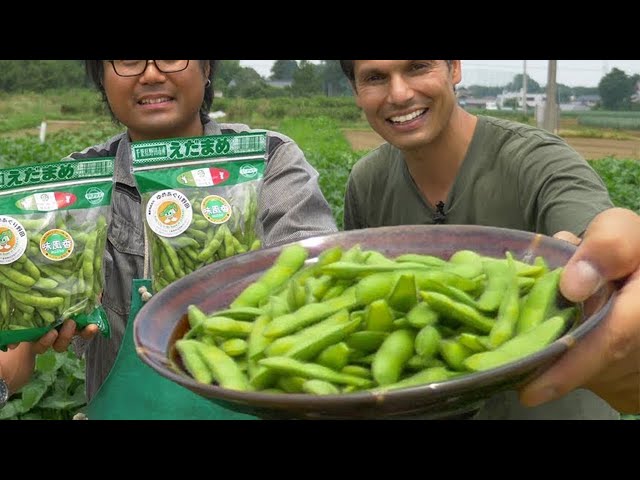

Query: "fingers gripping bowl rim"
<box><xmin>133</xmin><ymin>225</ymin><xmax>616</xmax><ymax>420</ymax></box>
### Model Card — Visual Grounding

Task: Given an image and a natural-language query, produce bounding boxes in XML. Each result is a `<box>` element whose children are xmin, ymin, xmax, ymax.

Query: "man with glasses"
<box><xmin>0</xmin><ymin>60</ymin><xmax>337</xmax><ymax>420</ymax></box>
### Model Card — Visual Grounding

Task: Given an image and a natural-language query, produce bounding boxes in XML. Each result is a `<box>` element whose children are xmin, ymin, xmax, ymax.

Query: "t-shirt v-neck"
<box><xmin>400</xmin><ymin>115</ymin><xmax>486</xmax><ymax>218</ymax></box>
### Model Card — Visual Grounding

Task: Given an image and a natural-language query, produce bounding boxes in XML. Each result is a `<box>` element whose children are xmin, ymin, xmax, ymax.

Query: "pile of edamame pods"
<box><xmin>0</xmin><ymin>213</ymin><xmax>108</xmax><ymax>331</ymax></box>
<box><xmin>147</xmin><ymin>187</ymin><xmax>261</xmax><ymax>293</ymax></box>
<box><xmin>175</xmin><ymin>243</ymin><xmax>577</xmax><ymax>395</ymax></box>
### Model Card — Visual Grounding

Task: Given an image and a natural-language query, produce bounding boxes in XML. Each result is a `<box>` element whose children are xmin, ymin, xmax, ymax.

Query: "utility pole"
<box><xmin>522</xmin><ymin>60</ymin><xmax>528</xmax><ymax>116</ymax></box>
<box><xmin>543</xmin><ymin>60</ymin><xmax>558</xmax><ymax>134</ymax></box>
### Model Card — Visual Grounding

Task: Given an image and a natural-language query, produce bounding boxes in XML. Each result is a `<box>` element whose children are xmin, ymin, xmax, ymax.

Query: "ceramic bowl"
<box><xmin>133</xmin><ymin>225</ymin><xmax>615</xmax><ymax>419</ymax></box>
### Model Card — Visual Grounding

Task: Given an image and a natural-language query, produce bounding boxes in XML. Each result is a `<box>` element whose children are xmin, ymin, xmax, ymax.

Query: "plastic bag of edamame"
<box><xmin>0</xmin><ymin>158</ymin><xmax>114</xmax><ymax>350</ymax></box>
<box><xmin>132</xmin><ymin>132</ymin><xmax>268</xmax><ymax>293</ymax></box>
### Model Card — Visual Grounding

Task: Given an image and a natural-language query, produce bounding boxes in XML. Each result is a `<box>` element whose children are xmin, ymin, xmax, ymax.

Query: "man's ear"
<box><xmin>451</xmin><ymin>60</ymin><xmax>462</xmax><ymax>86</ymax></box>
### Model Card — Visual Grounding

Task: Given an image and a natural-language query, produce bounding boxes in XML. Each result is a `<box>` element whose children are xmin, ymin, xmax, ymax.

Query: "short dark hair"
<box><xmin>340</xmin><ymin>60</ymin><xmax>454</xmax><ymax>88</ymax></box>
<box><xmin>84</xmin><ymin>60</ymin><xmax>218</xmax><ymax>125</ymax></box>
<box><xmin>339</xmin><ymin>60</ymin><xmax>356</xmax><ymax>85</ymax></box>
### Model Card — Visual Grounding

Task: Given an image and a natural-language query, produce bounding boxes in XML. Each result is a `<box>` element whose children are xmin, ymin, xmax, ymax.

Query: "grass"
<box><xmin>277</xmin><ymin>116</ymin><xmax>363</xmax><ymax>229</ymax></box>
<box><xmin>0</xmin><ymin>89</ymin><xmax>105</xmax><ymax>133</ymax></box>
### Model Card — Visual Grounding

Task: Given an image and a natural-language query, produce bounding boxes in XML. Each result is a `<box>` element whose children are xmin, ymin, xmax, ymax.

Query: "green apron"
<box><xmin>86</xmin><ymin>279</ymin><xmax>257</xmax><ymax>420</ymax></box>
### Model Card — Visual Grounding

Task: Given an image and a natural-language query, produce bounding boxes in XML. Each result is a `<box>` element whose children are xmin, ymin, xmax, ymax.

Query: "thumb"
<box><xmin>559</xmin><ymin>208</ymin><xmax>640</xmax><ymax>302</ymax></box>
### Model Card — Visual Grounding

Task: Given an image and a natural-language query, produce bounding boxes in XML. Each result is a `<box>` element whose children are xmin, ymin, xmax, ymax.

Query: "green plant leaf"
<box><xmin>38</xmin><ymin>387</ymin><xmax>86</xmax><ymax>411</ymax></box>
<box><xmin>35</xmin><ymin>350</ymin><xmax>67</xmax><ymax>374</ymax></box>
<box><xmin>0</xmin><ymin>399</ymin><xmax>26</xmax><ymax>420</ymax></box>
<box><xmin>20</xmin><ymin>378</ymin><xmax>50</xmax><ymax>411</ymax></box>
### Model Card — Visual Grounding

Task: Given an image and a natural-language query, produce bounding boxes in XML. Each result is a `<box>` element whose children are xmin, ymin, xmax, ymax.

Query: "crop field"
<box><xmin>0</xmin><ymin>92</ymin><xmax>639</xmax><ymax>420</ymax></box>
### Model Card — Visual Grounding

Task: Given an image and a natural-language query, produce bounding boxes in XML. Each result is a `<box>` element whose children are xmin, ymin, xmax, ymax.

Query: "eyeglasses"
<box><xmin>108</xmin><ymin>60</ymin><xmax>190</xmax><ymax>77</ymax></box>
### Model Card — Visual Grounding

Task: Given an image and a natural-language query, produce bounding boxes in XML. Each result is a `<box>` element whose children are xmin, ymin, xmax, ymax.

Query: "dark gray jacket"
<box><xmin>68</xmin><ymin>120</ymin><xmax>338</xmax><ymax>401</ymax></box>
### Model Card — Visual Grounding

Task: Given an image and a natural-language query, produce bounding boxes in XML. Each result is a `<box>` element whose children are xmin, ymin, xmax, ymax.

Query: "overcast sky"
<box><xmin>239</xmin><ymin>60</ymin><xmax>640</xmax><ymax>88</ymax></box>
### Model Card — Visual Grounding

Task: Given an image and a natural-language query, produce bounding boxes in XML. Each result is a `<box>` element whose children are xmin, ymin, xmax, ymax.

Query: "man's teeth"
<box><xmin>390</xmin><ymin>109</ymin><xmax>426</xmax><ymax>123</ymax></box>
<box><xmin>140</xmin><ymin>97</ymin><xmax>170</xmax><ymax>105</ymax></box>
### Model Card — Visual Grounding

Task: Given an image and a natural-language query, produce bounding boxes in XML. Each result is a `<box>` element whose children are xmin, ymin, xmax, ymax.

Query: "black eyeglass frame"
<box><xmin>108</xmin><ymin>60</ymin><xmax>190</xmax><ymax>77</ymax></box>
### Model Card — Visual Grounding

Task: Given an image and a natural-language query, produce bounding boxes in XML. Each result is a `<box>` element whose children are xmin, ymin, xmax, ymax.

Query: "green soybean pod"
<box><xmin>82</xmin><ymin>230</ymin><xmax>98</xmax><ymax>282</ymax></box>
<box><xmin>364</xmin><ymin>299</ymin><xmax>394</xmax><ymax>332</ymax></box>
<box><xmin>187</xmin><ymin>304</ymin><xmax>208</xmax><ymax>330</ymax></box>
<box><xmin>277</xmin><ymin>376</ymin><xmax>307</xmax><ymax>393</ymax></box>
<box><xmin>175</xmin><ymin>339</ymin><xmax>214</xmax><ymax>384</ymax></box>
<box><xmin>516</xmin><ymin>267</ymin><xmax>562</xmax><ymax>335</ymax></box>
<box><xmin>0</xmin><ymin>264</ymin><xmax>36</xmax><ymax>288</ymax></box>
<box><xmin>341</xmin><ymin>365</ymin><xmax>372</xmax><ymax>379</ymax></box>
<box><xmin>230</xmin><ymin>244</ymin><xmax>308</xmax><ymax>309</ymax></box>
<box><xmin>246</xmin><ymin>313</ymin><xmax>273</xmax><ymax>361</ymax></box>
<box><xmin>355</xmin><ymin>272</ymin><xmax>399</xmax><ymax>305</ymax></box>
<box><xmin>464</xmin><ymin>314</ymin><xmax>570</xmax><ymax>372</ymax></box>
<box><xmin>302</xmin><ymin>379</ymin><xmax>341</xmax><ymax>395</ymax></box>
<box><xmin>394</xmin><ymin>254</ymin><xmax>448</xmax><ymax>268</ymax></box>
<box><xmin>406</xmin><ymin>302</ymin><xmax>439</xmax><ymax>328</ymax></box>
<box><xmin>387</xmin><ymin>273</ymin><xmax>418</xmax><ymax>313</ymax></box>
<box><xmin>476</xmin><ymin>259</ymin><xmax>512</xmax><ymax>312</ymax></box>
<box><xmin>7</xmin><ymin>290</ymin><xmax>64</xmax><ymax>310</ymax></box>
<box><xmin>0</xmin><ymin>270</ymin><xmax>31</xmax><ymax>293</ymax></box>
<box><xmin>419</xmin><ymin>278</ymin><xmax>479</xmax><ymax>310</ymax></box>
<box><xmin>159</xmin><ymin>248</ymin><xmax>176</xmax><ymax>282</ymax></box>
<box><xmin>421</xmin><ymin>291</ymin><xmax>494</xmax><ymax>334</ymax></box>
<box><xmin>406</xmin><ymin>355</ymin><xmax>446</xmax><ymax>371</ymax></box>
<box><xmin>371</xmin><ymin>366</ymin><xmax>457</xmax><ymax>394</ymax></box>
<box><xmin>0</xmin><ymin>287</ymin><xmax>9</xmax><ymax>320</ymax></box>
<box><xmin>488</xmin><ymin>260</ymin><xmax>521</xmax><ymax>348</ymax></box>
<box><xmin>263</xmin><ymin>288</ymin><xmax>357</xmax><ymax>338</ymax></box>
<box><xmin>438</xmin><ymin>339</ymin><xmax>474</xmax><ymax>371</ymax></box>
<box><xmin>284</xmin><ymin>314</ymin><xmax>359</xmax><ymax>362</ymax></box>
<box><xmin>414</xmin><ymin>325</ymin><xmax>441</xmax><ymax>359</ymax></box>
<box><xmin>346</xmin><ymin>330</ymin><xmax>389</xmax><ymax>353</ymax></box>
<box><xmin>198</xmin><ymin>225</ymin><xmax>226</xmax><ymax>262</ymax></box>
<box><xmin>371</xmin><ymin>329</ymin><xmax>415</xmax><ymax>386</ymax></box>
<box><xmin>21</xmin><ymin>257</ymin><xmax>41</xmax><ymax>282</ymax></box>
<box><xmin>159</xmin><ymin>237</ymin><xmax>185</xmax><ymax>278</ymax></box>
<box><xmin>258</xmin><ymin>356</ymin><xmax>373</xmax><ymax>388</ymax></box>
<box><xmin>315</xmin><ymin>342</ymin><xmax>350</xmax><ymax>371</ymax></box>
<box><xmin>221</xmin><ymin>338</ymin><xmax>248</xmax><ymax>357</ymax></box>
<box><xmin>201</xmin><ymin>316</ymin><xmax>253</xmax><ymax>338</ymax></box>
<box><xmin>194</xmin><ymin>342</ymin><xmax>253</xmax><ymax>391</ymax></box>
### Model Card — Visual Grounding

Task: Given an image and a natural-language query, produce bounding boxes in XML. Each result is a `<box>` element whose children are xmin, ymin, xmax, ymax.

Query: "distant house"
<box><xmin>632</xmin><ymin>80</ymin><xmax>640</xmax><ymax>103</ymax></box>
<box><xmin>267</xmin><ymin>79</ymin><xmax>293</xmax><ymax>89</ymax></box>
<box><xmin>461</xmin><ymin>96</ymin><xmax>499</xmax><ymax>109</ymax></box>
<box><xmin>497</xmin><ymin>89</ymin><xmax>546</xmax><ymax>110</ymax></box>
<box><xmin>575</xmin><ymin>95</ymin><xmax>600</xmax><ymax>107</ymax></box>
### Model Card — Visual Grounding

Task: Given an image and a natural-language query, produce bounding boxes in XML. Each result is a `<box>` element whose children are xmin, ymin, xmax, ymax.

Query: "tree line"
<box><xmin>0</xmin><ymin>60</ymin><xmax>637</xmax><ymax>111</ymax></box>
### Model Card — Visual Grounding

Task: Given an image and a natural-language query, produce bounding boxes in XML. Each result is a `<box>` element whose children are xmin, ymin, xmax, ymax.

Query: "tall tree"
<box><xmin>557</xmin><ymin>83</ymin><xmax>572</xmax><ymax>103</ymax></box>
<box><xmin>214</xmin><ymin>60</ymin><xmax>243</xmax><ymax>95</ymax></box>
<box><xmin>598</xmin><ymin>67</ymin><xmax>635</xmax><ymax>110</ymax></box>
<box><xmin>291</xmin><ymin>60</ymin><xmax>323</xmax><ymax>96</ymax></box>
<box><xmin>320</xmin><ymin>60</ymin><xmax>352</xmax><ymax>96</ymax></box>
<box><xmin>0</xmin><ymin>60</ymin><xmax>86</xmax><ymax>92</ymax></box>
<box><xmin>270</xmin><ymin>60</ymin><xmax>298</xmax><ymax>81</ymax></box>
<box><xmin>506</xmin><ymin>73</ymin><xmax>542</xmax><ymax>93</ymax></box>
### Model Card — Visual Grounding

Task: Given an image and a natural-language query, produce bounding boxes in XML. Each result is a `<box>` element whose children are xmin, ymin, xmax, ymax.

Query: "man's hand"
<box><xmin>519</xmin><ymin>208</ymin><xmax>640</xmax><ymax>414</ymax></box>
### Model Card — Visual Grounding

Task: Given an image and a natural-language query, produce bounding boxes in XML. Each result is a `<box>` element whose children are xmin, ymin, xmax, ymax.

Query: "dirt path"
<box><xmin>343</xmin><ymin>129</ymin><xmax>640</xmax><ymax>160</ymax></box>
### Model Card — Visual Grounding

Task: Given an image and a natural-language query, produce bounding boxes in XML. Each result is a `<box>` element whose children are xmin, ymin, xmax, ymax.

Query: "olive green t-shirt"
<box><xmin>344</xmin><ymin>115</ymin><xmax>613</xmax><ymax>237</ymax></box>
<box><xmin>343</xmin><ymin>115</ymin><xmax>618</xmax><ymax>420</ymax></box>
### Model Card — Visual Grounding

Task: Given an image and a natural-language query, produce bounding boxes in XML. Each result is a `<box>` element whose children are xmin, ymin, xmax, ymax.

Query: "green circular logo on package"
<box><xmin>146</xmin><ymin>189</ymin><xmax>193</xmax><ymax>238</ymax></box>
<box><xmin>201</xmin><ymin>195</ymin><xmax>232</xmax><ymax>224</ymax></box>
<box><xmin>85</xmin><ymin>187</ymin><xmax>105</xmax><ymax>205</ymax></box>
<box><xmin>40</xmin><ymin>229</ymin><xmax>74</xmax><ymax>261</ymax></box>
<box><xmin>0</xmin><ymin>215</ymin><xmax>28</xmax><ymax>265</ymax></box>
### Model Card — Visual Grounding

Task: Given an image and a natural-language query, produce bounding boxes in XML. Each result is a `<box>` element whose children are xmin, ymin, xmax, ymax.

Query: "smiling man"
<box><xmin>340</xmin><ymin>60</ymin><xmax>640</xmax><ymax>420</ymax></box>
